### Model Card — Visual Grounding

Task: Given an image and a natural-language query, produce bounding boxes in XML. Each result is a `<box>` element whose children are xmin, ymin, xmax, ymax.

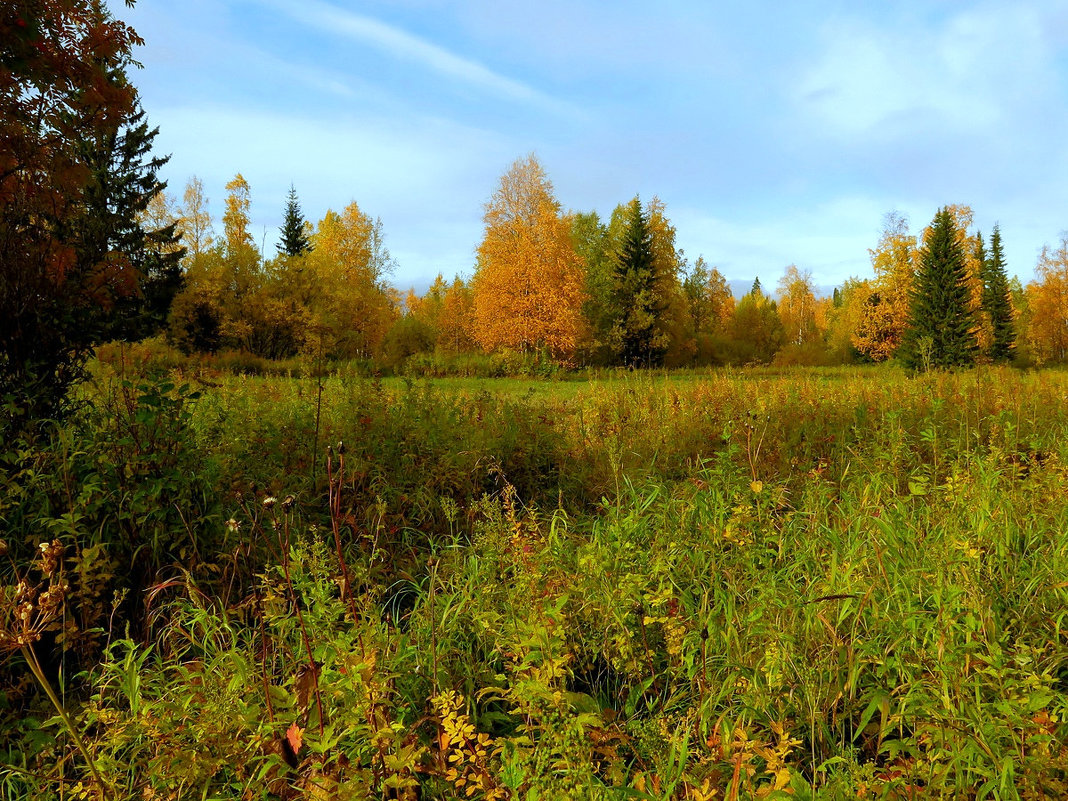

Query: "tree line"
<box><xmin>7</xmin><ymin>0</ymin><xmax>1068</xmax><ymax>434</ymax></box>
<box><xmin>146</xmin><ymin>154</ymin><xmax>1068</xmax><ymax>373</ymax></box>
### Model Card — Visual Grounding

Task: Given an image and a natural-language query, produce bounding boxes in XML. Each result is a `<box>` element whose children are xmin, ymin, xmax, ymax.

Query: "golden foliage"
<box><xmin>472</xmin><ymin>155</ymin><xmax>587</xmax><ymax>357</ymax></box>
<box><xmin>852</xmin><ymin>212</ymin><xmax>915</xmax><ymax>361</ymax></box>
<box><xmin>1026</xmin><ymin>236</ymin><xmax>1068</xmax><ymax>364</ymax></box>
<box><xmin>776</xmin><ymin>265</ymin><xmax>822</xmax><ymax>346</ymax></box>
<box><xmin>222</xmin><ymin>173</ymin><xmax>254</xmax><ymax>257</ymax></box>
<box><xmin>181</xmin><ymin>176</ymin><xmax>214</xmax><ymax>261</ymax></box>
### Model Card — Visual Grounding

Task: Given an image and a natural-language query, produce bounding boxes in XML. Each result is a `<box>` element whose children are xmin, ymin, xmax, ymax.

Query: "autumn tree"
<box><xmin>681</xmin><ymin>256</ymin><xmax>734</xmax><ymax>364</ymax></box>
<box><xmin>776</xmin><ymin>265</ymin><xmax>821</xmax><ymax>346</ymax></box>
<box><xmin>277</xmin><ymin>184</ymin><xmax>311</xmax><ymax>257</ymax></box>
<box><xmin>825</xmin><ymin>278</ymin><xmax>871</xmax><ymax>363</ymax></box>
<box><xmin>181</xmin><ymin>175</ymin><xmax>214</xmax><ymax>262</ymax></box>
<box><xmin>983</xmin><ymin>224</ymin><xmax>1015</xmax><ymax>362</ymax></box>
<box><xmin>1027</xmin><ymin>235</ymin><xmax>1068</xmax><ymax>364</ymax></box>
<box><xmin>386</xmin><ymin>274</ymin><xmax>448</xmax><ymax>366</ymax></box>
<box><xmin>406</xmin><ymin>274</ymin><xmax>448</xmax><ymax>332</ymax></box>
<box><xmin>304</xmin><ymin>201</ymin><xmax>398</xmax><ymax>359</ymax></box>
<box><xmin>852</xmin><ymin>212</ymin><xmax>915</xmax><ymax>361</ymax></box>
<box><xmin>571</xmin><ymin>210</ymin><xmax>614</xmax><ymax>359</ymax></box>
<box><xmin>168</xmin><ymin>178</ymin><xmax>224</xmax><ymax>354</ymax></box>
<box><xmin>438</xmin><ymin>276</ymin><xmax>477</xmax><ymax>355</ymax></box>
<box><xmin>472</xmin><ymin>155</ymin><xmax>586</xmax><ymax>357</ymax></box>
<box><xmin>221</xmin><ymin>173</ymin><xmax>260</xmax><ymax>292</ymax></box>
<box><xmin>0</xmin><ymin>0</ymin><xmax>154</xmax><ymax>422</ymax></box>
<box><xmin>730</xmin><ymin>282</ymin><xmax>785</xmax><ymax>364</ymax></box>
<box><xmin>901</xmin><ymin>207</ymin><xmax>976</xmax><ymax>370</ymax></box>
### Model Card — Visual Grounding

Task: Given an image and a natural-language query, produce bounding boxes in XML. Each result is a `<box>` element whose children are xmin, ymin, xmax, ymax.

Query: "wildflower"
<box><xmin>281</xmin><ymin>494</ymin><xmax>295</xmax><ymax>511</ymax></box>
<box><xmin>262</xmin><ymin>496</ymin><xmax>277</xmax><ymax>509</ymax></box>
<box><xmin>226</xmin><ymin>518</ymin><xmax>241</xmax><ymax>533</ymax></box>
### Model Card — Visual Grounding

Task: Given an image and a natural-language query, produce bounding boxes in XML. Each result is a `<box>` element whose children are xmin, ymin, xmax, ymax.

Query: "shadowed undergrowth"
<box><xmin>2</xmin><ymin>366</ymin><xmax>1067</xmax><ymax>798</ymax></box>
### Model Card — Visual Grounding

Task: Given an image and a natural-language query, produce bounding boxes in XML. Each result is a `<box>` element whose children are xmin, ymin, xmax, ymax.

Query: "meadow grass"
<box><xmin>3</xmin><ymin>365</ymin><xmax>1067</xmax><ymax>799</ymax></box>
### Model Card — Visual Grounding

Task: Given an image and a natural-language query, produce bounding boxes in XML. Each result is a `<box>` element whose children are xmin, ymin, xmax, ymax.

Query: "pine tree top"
<box><xmin>277</xmin><ymin>184</ymin><xmax>311</xmax><ymax>257</ymax></box>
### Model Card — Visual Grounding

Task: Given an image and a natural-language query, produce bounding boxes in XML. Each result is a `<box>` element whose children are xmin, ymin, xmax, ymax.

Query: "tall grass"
<box><xmin>2</xmin><ymin>365</ymin><xmax>1067</xmax><ymax>798</ymax></box>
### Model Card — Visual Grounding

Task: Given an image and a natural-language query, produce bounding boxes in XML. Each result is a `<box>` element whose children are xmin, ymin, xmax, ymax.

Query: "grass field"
<box><xmin>3</xmin><ymin>365</ymin><xmax>1068</xmax><ymax>799</ymax></box>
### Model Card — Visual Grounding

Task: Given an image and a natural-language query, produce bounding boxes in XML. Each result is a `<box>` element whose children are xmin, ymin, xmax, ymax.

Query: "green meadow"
<box><xmin>3</xmin><ymin>365</ymin><xmax>1068</xmax><ymax>799</ymax></box>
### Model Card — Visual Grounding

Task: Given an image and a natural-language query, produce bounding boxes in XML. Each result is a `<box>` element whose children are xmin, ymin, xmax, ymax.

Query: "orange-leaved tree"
<box><xmin>852</xmin><ymin>211</ymin><xmax>916</xmax><ymax>361</ymax></box>
<box><xmin>1027</xmin><ymin>235</ymin><xmax>1068</xmax><ymax>364</ymax></box>
<box><xmin>1</xmin><ymin>0</ymin><xmax>146</xmax><ymax>422</ymax></box>
<box><xmin>471</xmin><ymin>155</ymin><xmax>587</xmax><ymax>358</ymax></box>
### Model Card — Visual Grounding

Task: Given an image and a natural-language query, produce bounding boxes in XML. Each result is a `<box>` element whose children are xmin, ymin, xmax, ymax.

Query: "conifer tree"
<box><xmin>75</xmin><ymin>104</ymin><xmax>186</xmax><ymax>340</ymax></box>
<box><xmin>751</xmin><ymin>277</ymin><xmax>762</xmax><ymax>296</ymax></box>
<box><xmin>984</xmin><ymin>224</ymin><xmax>1015</xmax><ymax>362</ymax></box>
<box><xmin>901</xmin><ymin>207</ymin><xmax>976</xmax><ymax>370</ymax></box>
<box><xmin>277</xmin><ymin>184</ymin><xmax>311</xmax><ymax>257</ymax></box>
<box><xmin>610</xmin><ymin>197</ymin><xmax>667</xmax><ymax>367</ymax></box>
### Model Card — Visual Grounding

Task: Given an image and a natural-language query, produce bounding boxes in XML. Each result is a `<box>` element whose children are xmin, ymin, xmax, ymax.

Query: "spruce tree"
<box><xmin>984</xmin><ymin>224</ymin><xmax>1015</xmax><ymax>362</ymax></box>
<box><xmin>751</xmin><ymin>277</ymin><xmax>762</xmax><ymax>296</ymax></box>
<box><xmin>610</xmin><ymin>197</ymin><xmax>666</xmax><ymax>367</ymax></box>
<box><xmin>277</xmin><ymin>184</ymin><xmax>311</xmax><ymax>257</ymax></box>
<box><xmin>76</xmin><ymin>103</ymin><xmax>185</xmax><ymax>341</ymax></box>
<box><xmin>901</xmin><ymin>207</ymin><xmax>976</xmax><ymax>370</ymax></box>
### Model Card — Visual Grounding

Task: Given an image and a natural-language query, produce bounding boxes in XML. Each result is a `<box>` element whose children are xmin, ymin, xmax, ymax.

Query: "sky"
<box><xmin>109</xmin><ymin>0</ymin><xmax>1068</xmax><ymax>294</ymax></box>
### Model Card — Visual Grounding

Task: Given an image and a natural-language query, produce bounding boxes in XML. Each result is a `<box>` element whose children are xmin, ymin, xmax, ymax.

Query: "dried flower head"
<box><xmin>262</xmin><ymin>496</ymin><xmax>277</xmax><ymax>509</ymax></box>
<box><xmin>36</xmin><ymin>540</ymin><xmax>65</xmax><ymax>575</ymax></box>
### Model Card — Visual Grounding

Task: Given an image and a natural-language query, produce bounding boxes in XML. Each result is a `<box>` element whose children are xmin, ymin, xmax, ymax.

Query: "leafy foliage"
<box><xmin>472</xmin><ymin>155</ymin><xmax>587</xmax><ymax>358</ymax></box>
<box><xmin>6</xmin><ymin>367</ymin><xmax>1068</xmax><ymax>798</ymax></box>
<box><xmin>0</xmin><ymin>0</ymin><xmax>151</xmax><ymax>425</ymax></box>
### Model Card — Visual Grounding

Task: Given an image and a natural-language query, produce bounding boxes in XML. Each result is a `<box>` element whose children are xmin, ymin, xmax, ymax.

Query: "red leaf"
<box><xmin>286</xmin><ymin>722</ymin><xmax>304</xmax><ymax>756</ymax></box>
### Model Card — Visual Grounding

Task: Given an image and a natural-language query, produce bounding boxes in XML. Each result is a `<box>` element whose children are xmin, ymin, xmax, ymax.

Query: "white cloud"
<box><xmin>672</xmin><ymin>197</ymin><xmax>892</xmax><ymax>286</ymax></box>
<box><xmin>795</xmin><ymin>5</ymin><xmax>1051</xmax><ymax>139</ymax></box>
<box><xmin>152</xmin><ymin>104</ymin><xmax>515</xmax><ymax>279</ymax></box>
<box><xmin>254</xmin><ymin>0</ymin><xmax>570</xmax><ymax>113</ymax></box>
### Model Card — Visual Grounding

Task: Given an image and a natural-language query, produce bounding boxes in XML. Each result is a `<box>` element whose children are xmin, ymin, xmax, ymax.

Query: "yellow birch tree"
<box><xmin>471</xmin><ymin>155</ymin><xmax>586</xmax><ymax>357</ymax></box>
<box><xmin>1027</xmin><ymin>235</ymin><xmax>1068</xmax><ymax>364</ymax></box>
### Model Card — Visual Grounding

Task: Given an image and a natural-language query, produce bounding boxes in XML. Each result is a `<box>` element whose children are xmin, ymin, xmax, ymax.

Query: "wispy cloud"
<box><xmin>256</xmin><ymin>0</ymin><xmax>567</xmax><ymax>112</ymax></box>
<box><xmin>794</xmin><ymin>5</ymin><xmax>1052</xmax><ymax>139</ymax></box>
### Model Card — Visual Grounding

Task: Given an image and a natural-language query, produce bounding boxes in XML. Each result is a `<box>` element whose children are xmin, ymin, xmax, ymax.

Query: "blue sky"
<box><xmin>111</xmin><ymin>0</ymin><xmax>1068</xmax><ymax>293</ymax></box>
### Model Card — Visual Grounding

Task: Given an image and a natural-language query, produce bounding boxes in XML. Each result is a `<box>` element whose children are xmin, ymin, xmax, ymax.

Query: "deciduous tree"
<box><xmin>776</xmin><ymin>265</ymin><xmax>821</xmax><ymax>346</ymax></box>
<box><xmin>729</xmin><ymin>282</ymin><xmax>785</xmax><ymax>364</ymax></box>
<box><xmin>0</xmin><ymin>0</ymin><xmax>148</xmax><ymax>422</ymax></box>
<box><xmin>852</xmin><ymin>212</ymin><xmax>915</xmax><ymax>361</ymax></box>
<box><xmin>181</xmin><ymin>175</ymin><xmax>214</xmax><ymax>262</ymax></box>
<box><xmin>1027</xmin><ymin>235</ymin><xmax>1068</xmax><ymax>364</ymax></box>
<box><xmin>305</xmin><ymin>201</ymin><xmax>397</xmax><ymax>358</ymax></box>
<box><xmin>471</xmin><ymin>155</ymin><xmax>586</xmax><ymax>357</ymax></box>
